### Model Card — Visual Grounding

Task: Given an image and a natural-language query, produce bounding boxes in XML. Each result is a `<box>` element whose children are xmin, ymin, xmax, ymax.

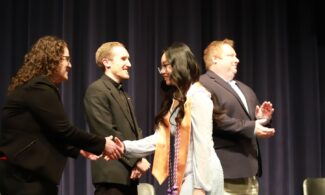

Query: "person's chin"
<box><xmin>165</xmin><ymin>80</ymin><xmax>172</xmax><ymax>85</ymax></box>
<box><xmin>122</xmin><ymin>75</ymin><xmax>130</xmax><ymax>80</ymax></box>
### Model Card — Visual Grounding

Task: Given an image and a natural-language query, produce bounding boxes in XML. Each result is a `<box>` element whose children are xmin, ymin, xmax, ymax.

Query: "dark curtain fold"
<box><xmin>0</xmin><ymin>0</ymin><xmax>324</xmax><ymax>195</ymax></box>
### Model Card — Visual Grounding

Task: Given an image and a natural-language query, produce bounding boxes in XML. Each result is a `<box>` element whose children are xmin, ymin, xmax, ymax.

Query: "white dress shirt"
<box><xmin>228</xmin><ymin>80</ymin><xmax>249</xmax><ymax>113</ymax></box>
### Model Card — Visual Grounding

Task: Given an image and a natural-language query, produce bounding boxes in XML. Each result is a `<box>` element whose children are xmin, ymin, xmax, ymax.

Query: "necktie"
<box><xmin>229</xmin><ymin>80</ymin><xmax>249</xmax><ymax>113</ymax></box>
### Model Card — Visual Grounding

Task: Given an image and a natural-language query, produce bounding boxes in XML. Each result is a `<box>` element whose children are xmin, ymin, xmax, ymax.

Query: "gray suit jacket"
<box><xmin>84</xmin><ymin>75</ymin><xmax>143</xmax><ymax>185</ymax></box>
<box><xmin>200</xmin><ymin>70</ymin><xmax>262</xmax><ymax>179</ymax></box>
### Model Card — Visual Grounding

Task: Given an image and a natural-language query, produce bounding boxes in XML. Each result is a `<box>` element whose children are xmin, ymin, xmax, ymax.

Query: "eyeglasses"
<box><xmin>61</xmin><ymin>56</ymin><xmax>71</xmax><ymax>63</ymax></box>
<box><xmin>157</xmin><ymin>63</ymin><xmax>171</xmax><ymax>73</ymax></box>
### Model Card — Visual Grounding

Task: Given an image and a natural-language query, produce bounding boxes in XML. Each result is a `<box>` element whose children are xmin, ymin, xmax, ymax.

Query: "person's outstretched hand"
<box><xmin>80</xmin><ymin>149</ymin><xmax>101</xmax><ymax>160</ymax></box>
<box><xmin>103</xmin><ymin>136</ymin><xmax>123</xmax><ymax>160</ymax></box>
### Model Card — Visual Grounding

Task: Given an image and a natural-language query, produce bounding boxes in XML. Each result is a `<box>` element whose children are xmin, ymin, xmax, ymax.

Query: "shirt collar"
<box><xmin>106</xmin><ymin>75</ymin><xmax>122</xmax><ymax>90</ymax></box>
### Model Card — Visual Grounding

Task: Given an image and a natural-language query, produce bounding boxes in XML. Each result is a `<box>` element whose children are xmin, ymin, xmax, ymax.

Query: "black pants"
<box><xmin>94</xmin><ymin>182</ymin><xmax>138</xmax><ymax>195</ymax></box>
<box><xmin>0</xmin><ymin>161</ymin><xmax>58</xmax><ymax>195</ymax></box>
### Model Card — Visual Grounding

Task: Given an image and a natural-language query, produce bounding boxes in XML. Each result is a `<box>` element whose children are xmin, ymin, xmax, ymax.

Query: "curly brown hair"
<box><xmin>8</xmin><ymin>35</ymin><xmax>67</xmax><ymax>91</ymax></box>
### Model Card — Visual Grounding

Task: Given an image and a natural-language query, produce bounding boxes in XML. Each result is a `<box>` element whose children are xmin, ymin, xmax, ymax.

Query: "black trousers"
<box><xmin>0</xmin><ymin>160</ymin><xmax>58</xmax><ymax>195</ymax></box>
<box><xmin>94</xmin><ymin>182</ymin><xmax>138</xmax><ymax>195</ymax></box>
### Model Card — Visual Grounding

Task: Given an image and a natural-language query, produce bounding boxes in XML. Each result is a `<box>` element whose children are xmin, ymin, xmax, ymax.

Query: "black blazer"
<box><xmin>0</xmin><ymin>76</ymin><xmax>105</xmax><ymax>184</ymax></box>
<box><xmin>200</xmin><ymin>70</ymin><xmax>262</xmax><ymax>179</ymax></box>
<box><xmin>84</xmin><ymin>75</ymin><xmax>143</xmax><ymax>185</ymax></box>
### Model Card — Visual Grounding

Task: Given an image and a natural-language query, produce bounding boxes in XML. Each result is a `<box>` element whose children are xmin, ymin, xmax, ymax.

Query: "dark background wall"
<box><xmin>0</xmin><ymin>0</ymin><xmax>324</xmax><ymax>195</ymax></box>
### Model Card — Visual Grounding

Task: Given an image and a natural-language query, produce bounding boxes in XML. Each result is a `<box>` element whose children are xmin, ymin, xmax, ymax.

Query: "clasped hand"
<box><xmin>103</xmin><ymin>136</ymin><xmax>124</xmax><ymax>160</ymax></box>
<box><xmin>130</xmin><ymin>158</ymin><xmax>151</xmax><ymax>180</ymax></box>
<box><xmin>80</xmin><ymin>136</ymin><xmax>124</xmax><ymax>160</ymax></box>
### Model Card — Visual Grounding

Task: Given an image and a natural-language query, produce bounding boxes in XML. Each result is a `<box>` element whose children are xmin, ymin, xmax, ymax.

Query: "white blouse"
<box><xmin>123</xmin><ymin>83</ymin><xmax>223</xmax><ymax>194</ymax></box>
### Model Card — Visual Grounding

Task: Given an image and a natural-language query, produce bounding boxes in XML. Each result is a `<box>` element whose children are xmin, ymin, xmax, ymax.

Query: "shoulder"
<box><xmin>186</xmin><ymin>83</ymin><xmax>213</xmax><ymax>112</ymax></box>
<box><xmin>27</xmin><ymin>75</ymin><xmax>54</xmax><ymax>86</ymax></box>
<box><xmin>199</xmin><ymin>71</ymin><xmax>224</xmax><ymax>90</ymax></box>
<box><xmin>17</xmin><ymin>76</ymin><xmax>62</xmax><ymax>104</ymax></box>
<box><xmin>86</xmin><ymin>75</ymin><xmax>112</xmax><ymax>94</ymax></box>
<box><xmin>187</xmin><ymin>82</ymin><xmax>211</xmax><ymax>100</ymax></box>
<box><xmin>199</xmin><ymin>72</ymin><xmax>210</xmax><ymax>83</ymax></box>
<box><xmin>24</xmin><ymin>76</ymin><xmax>58</xmax><ymax>94</ymax></box>
<box><xmin>199</xmin><ymin>70</ymin><xmax>216</xmax><ymax>81</ymax></box>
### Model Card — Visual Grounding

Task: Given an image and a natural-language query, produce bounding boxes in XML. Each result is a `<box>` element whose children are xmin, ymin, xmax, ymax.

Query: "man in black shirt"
<box><xmin>84</xmin><ymin>42</ymin><xmax>150</xmax><ymax>195</ymax></box>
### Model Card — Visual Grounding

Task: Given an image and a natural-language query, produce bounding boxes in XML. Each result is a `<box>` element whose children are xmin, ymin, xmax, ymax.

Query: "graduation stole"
<box><xmin>152</xmin><ymin>99</ymin><xmax>192</xmax><ymax>194</ymax></box>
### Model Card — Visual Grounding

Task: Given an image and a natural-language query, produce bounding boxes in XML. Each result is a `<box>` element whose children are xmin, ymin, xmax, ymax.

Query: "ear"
<box><xmin>212</xmin><ymin>56</ymin><xmax>218</xmax><ymax>64</ymax></box>
<box><xmin>102</xmin><ymin>58</ymin><xmax>111</xmax><ymax>69</ymax></box>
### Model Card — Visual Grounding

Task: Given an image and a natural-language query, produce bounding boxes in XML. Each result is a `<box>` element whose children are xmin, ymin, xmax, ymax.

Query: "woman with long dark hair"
<box><xmin>123</xmin><ymin>43</ymin><xmax>224</xmax><ymax>195</ymax></box>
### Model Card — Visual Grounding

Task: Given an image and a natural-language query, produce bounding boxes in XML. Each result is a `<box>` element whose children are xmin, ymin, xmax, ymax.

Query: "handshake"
<box><xmin>80</xmin><ymin>136</ymin><xmax>125</xmax><ymax>161</ymax></box>
<box><xmin>80</xmin><ymin>136</ymin><xmax>151</xmax><ymax>179</ymax></box>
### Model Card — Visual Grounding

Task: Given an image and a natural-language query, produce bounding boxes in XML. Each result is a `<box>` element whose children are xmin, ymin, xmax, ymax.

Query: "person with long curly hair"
<box><xmin>120</xmin><ymin>43</ymin><xmax>224</xmax><ymax>195</ymax></box>
<box><xmin>0</xmin><ymin>35</ymin><xmax>123</xmax><ymax>195</ymax></box>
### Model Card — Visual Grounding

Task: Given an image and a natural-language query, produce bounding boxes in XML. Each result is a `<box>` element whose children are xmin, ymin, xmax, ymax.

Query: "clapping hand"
<box><xmin>255</xmin><ymin>120</ymin><xmax>275</xmax><ymax>138</ymax></box>
<box><xmin>255</xmin><ymin>101</ymin><xmax>275</xmax><ymax>138</ymax></box>
<box><xmin>256</xmin><ymin>101</ymin><xmax>274</xmax><ymax>124</ymax></box>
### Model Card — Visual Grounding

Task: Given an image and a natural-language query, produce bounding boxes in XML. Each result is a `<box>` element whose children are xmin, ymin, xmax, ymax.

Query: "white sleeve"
<box><xmin>191</xmin><ymin>91</ymin><xmax>214</xmax><ymax>192</ymax></box>
<box><xmin>123</xmin><ymin>131</ymin><xmax>158</xmax><ymax>158</ymax></box>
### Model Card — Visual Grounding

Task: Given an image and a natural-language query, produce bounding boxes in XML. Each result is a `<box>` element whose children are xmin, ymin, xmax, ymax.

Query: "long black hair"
<box><xmin>154</xmin><ymin>43</ymin><xmax>200</xmax><ymax>127</ymax></box>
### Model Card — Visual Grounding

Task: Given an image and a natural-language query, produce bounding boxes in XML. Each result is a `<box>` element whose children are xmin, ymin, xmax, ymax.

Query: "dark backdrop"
<box><xmin>1</xmin><ymin>0</ymin><xmax>324</xmax><ymax>195</ymax></box>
